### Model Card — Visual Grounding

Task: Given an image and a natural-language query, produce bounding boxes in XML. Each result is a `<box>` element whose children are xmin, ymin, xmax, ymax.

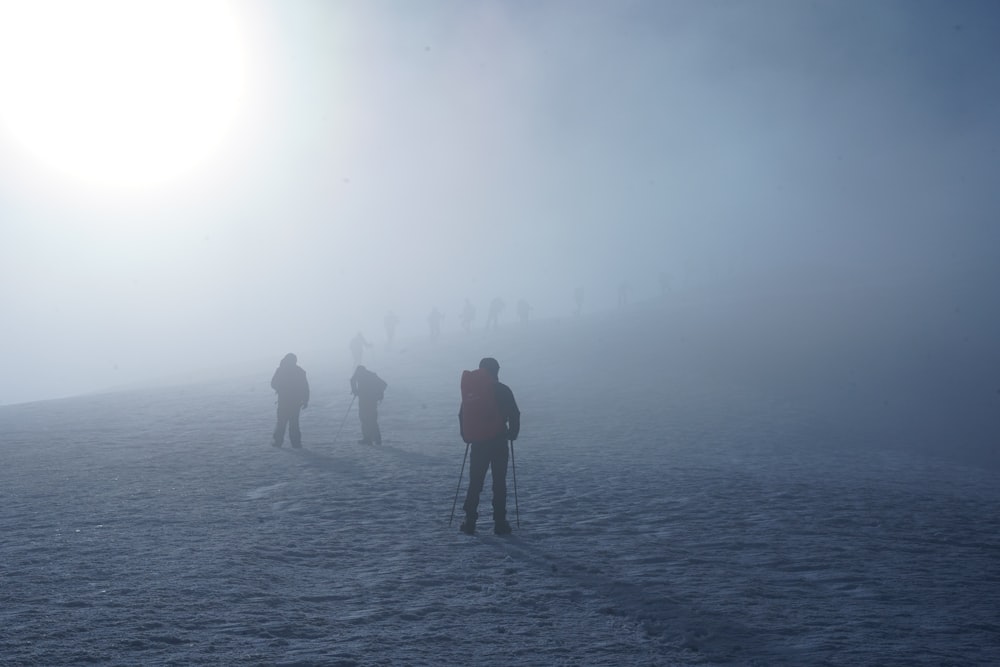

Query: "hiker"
<box><xmin>460</xmin><ymin>298</ymin><xmax>476</xmax><ymax>333</ymax></box>
<box><xmin>485</xmin><ymin>297</ymin><xmax>505</xmax><ymax>330</ymax></box>
<box><xmin>350</xmin><ymin>365</ymin><xmax>387</xmax><ymax>445</ymax></box>
<box><xmin>516</xmin><ymin>298</ymin><xmax>532</xmax><ymax>324</ymax></box>
<box><xmin>459</xmin><ymin>357</ymin><xmax>521</xmax><ymax>535</ymax></box>
<box><xmin>350</xmin><ymin>331</ymin><xmax>371</xmax><ymax>365</ymax></box>
<box><xmin>271</xmin><ymin>353</ymin><xmax>309</xmax><ymax>448</ymax></box>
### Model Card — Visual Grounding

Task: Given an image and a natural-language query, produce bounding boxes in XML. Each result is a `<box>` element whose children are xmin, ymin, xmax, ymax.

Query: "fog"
<box><xmin>2</xmin><ymin>0</ymin><xmax>999</xmax><ymax>409</ymax></box>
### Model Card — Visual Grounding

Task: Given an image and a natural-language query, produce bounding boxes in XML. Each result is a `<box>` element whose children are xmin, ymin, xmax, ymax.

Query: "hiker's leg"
<box><xmin>273</xmin><ymin>406</ymin><xmax>288</xmax><ymax>445</ymax></box>
<box><xmin>371</xmin><ymin>405</ymin><xmax>381</xmax><ymax>444</ymax></box>
<box><xmin>288</xmin><ymin>407</ymin><xmax>302</xmax><ymax>447</ymax></box>
<box><xmin>359</xmin><ymin>401</ymin><xmax>375</xmax><ymax>443</ymax></box>
<box><xmin>462</xmin><ymin>442</ymin><xmax>490</xmax><ymax>517</ymax></box>
<box><xmin>489</xmin><ymin>439</ymin><xmax>510</xmax><ymax>521</ymax></box>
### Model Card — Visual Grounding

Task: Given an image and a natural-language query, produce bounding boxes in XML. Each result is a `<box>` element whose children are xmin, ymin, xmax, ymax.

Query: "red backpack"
<box><xmin>460</xmin><ymin>368</ymin><xmax>504</xmax><ymax>442</ymax></box>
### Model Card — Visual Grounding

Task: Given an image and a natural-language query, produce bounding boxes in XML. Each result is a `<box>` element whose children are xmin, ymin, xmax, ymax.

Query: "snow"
<box><xmin>2</xmin><ymin>297</ymin><xmax>999</xmax><ymax>666</ymax></box>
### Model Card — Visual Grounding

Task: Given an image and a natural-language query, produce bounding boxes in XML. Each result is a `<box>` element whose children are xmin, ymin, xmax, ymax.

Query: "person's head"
<box><xmin>281</xmin><ymin>353</ymin><xmax>297</xmax><ymax>366</ymax></box>
<box><xmin>479</xmin><ymin>357</ymin><xmax>500</xmax><ymax>379</ymax></box>
<box><xmin>356</xmin><ymin>365</ymin><xmax>367</xmax><ymax>374</ymax></box>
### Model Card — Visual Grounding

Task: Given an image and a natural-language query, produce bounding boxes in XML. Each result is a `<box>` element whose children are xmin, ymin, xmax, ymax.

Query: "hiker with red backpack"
<box><xmin>458</xmin><ymin>357</ymin><xmax>521</xmax><ymax>535</ymax></box>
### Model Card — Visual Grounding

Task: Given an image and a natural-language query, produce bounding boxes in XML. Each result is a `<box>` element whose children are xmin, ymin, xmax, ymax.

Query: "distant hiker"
<box><xmin>350</xmin><ymin>365</ymin><xmax>387</xmax><ymax>445</ymax></box>
<box><xmin>271</xmin><ymin>353</ymin><xmax>309</xmax><ymax>448</ymax></box>
<box><xmin>573</xmin><ymin>286</ymin><xmax>584</xmax><ymax>316</ymax></box>
<box><xmin>459</xmin><ymin>357</ymin><xmax>521</xmax><ymax>535</ymax></box>
<box><xmin>460</xmin><ymin>298</ymin><xmax>476</xmax><ymax>334</ymax></box>
<box><xmin>350</xmin><ymin>332</ymin><xmax>371</xmax><ymax>366</ymax></box>
<box><xmin>516</xmin><ymin>298</ymin><xmax>532</xmax><ymax>324</ymax></box>
<box><xmin>384</xmin><ymin>311</ymin><xmax>399</xmax><ymax>348</ymax></box>
<box><xmin>428</xmin><ymin>307</ymin><xmax>444</xmax><ymax>341</ymax></box>
<box><xmin>485</xmin><ymin>297</ymin><xmax>505</xmax><ymax>330</ymax></box>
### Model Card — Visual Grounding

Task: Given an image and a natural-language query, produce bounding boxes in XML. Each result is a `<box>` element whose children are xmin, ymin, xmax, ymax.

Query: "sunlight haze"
<box><xmin>0</xmin><ymin>0</ymin><xmax>247</xmax><ymax>190</ymax></box>
<box><xmin>1</xmin><ymin>0</ymin><xmax>999</xmax><ymax>405</ymax></box>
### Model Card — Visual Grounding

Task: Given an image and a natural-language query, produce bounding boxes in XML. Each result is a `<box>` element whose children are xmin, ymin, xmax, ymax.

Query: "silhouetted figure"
<box><xmin>516</xmin><ymin>298</ymin><xmax>532</xmax><ymax>324</ymax></box>
<box><xmin>485</xmin><ymin>297</ymin><xmax>505</xmax><ymax>330</ymax></box>
<box><xmin>459</xmin><ymin>357</ymin><xmax>521</xmax><ymax>535</ymax></box>
<box><xmin>271</xmin><ymin>353</ymin><xmax>309</xmax><ymax>448</ymax></box>
<box><xmin>617</xmin><ymin>281</ymin><xmax>631</xmax><ymax>308</ymax></box>
<box><xmin>384</xmin><ymin>311</ymin><xmax>399</xmax><ymax>348</ymax></box>
<box><xmin>460</xmin><ymin>298</ymin><xmax>476</xmax><ymax>334</ymax></box>
<box><xmin>350</xmin><ymin>365</ymin><xmax>387</xmax><ymax>445</ymax></box>
<box><xmin>428</xmin><ymin>307</ymin><xmax>444</xmax><ymax>341</ymax></box>
<box><xmin>573</xmin><ymin>286</ymin><xmax>584</xmax><ymax>316</ymax></box>
<box><xmin>350</xmin><ymin>332</ymin><xmax>371</xmax><ymax>365</ymax></box>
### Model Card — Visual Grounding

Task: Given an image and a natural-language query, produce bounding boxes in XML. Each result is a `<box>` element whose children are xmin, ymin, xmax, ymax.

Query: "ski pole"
<box><xmin>509</xmin><ymin>440</ymin><xmax>520</xmax><ymax>528</ymax></box>
<box><xmin>331</xmin><ymin>394</ymin><xmax>356</xmax><ymax>445</ymax></box>
<box><xmin>449</xmin><ymin>443</ymin><xmax>470</xmax><ymax>526</ymax></box>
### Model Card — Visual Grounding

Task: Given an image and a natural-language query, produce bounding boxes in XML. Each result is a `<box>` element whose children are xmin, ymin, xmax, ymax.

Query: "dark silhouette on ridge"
<box><xmin>271</xmin><ymin>353</ymin><xmax>309</xmax><ymax>448</ymax></box>
<box><xmin>516</xmin><ymin>298</ymin><xmax>532</xmax><ymax>324</ymax></box>
<box><xmin>350</xmin><ymin>365</ymin><xmax>387</xmax><ymax>446</ymax></box>
<box><xmin>485</xmin><ymin>297</ymin><xmax>505</xmax><ymax>330</ymax></box>
<box><xmin>460</xmin><ymin>298</ymin><xmax>476</xmax><ymax>333</ymax></box>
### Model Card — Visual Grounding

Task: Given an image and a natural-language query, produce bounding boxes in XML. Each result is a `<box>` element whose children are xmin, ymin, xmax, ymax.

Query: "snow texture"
<box><xmin>2</xmin><ymin>299</ymin><xmax>999</xmax><ymax>666</ymax></box>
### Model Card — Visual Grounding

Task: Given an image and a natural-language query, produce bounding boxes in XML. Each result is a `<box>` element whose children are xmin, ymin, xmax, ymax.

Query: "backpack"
<box><xmin>360</xmin><ymin>371</ymin><xmax>387</xmax><ymax>401</ymax></box>
<box><xmin>372</xmin><ymin>374</ymin><xmax>387</xmax><ymax>401</ymax></box>
<box><xmin>460</xmin><ymin>368</ymin><xmax>504</xmax><ymax>442</ymax></box>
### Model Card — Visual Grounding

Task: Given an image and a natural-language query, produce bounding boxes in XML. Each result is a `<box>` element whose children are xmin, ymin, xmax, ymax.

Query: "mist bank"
<box><xmin>586</xmin><ymin>276</ymin><xmax>1000</xmax><ymax>471</ymax></box>
<box><xmin>9</xmin><ymin>265</ymin><xmax>994</xmax><ymax>476</ymax></box>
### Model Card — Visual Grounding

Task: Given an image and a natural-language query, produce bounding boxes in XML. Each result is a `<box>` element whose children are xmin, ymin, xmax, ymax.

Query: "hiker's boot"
<box><xmin>493</xmin><ymin>509</ymin><xmax>511</xmax><ymax>535</ymax></box>
<box><xmin>459</xmin><ymin>512</ymin><xmax>477</xmax><ymax>535</ymax></box>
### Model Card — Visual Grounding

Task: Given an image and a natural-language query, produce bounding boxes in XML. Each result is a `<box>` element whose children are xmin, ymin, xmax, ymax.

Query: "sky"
<box><xmin>1</xmin><ymin>0</ymin><xmax>999</xmax><ymax>405</ymax></box>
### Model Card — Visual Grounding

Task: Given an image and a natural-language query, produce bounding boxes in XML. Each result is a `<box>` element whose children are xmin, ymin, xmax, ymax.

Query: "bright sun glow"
<box><xmin>0</xmin><ymin>0</ymin><xmax>246</xmax><ymax>190</ymax></box>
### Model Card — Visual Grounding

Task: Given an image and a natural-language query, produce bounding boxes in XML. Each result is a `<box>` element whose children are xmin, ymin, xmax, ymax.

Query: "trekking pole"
<box><xmin>509</xmin><ymin>440</ymin><xmax>520</xmax><ymax>528</ymax></box>
<box><xmin>331</xmin><ymin>394</ymin><xmax>356</xmax><ymax>445</ymax></box>
<box><xmin>449</xmin><ymin>443</ymin><xmax>470</xmax><ymax>526</ymax></box>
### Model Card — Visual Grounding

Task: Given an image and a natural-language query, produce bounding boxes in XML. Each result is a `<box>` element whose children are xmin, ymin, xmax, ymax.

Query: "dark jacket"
<box><xmin>271</xmin><ymin>360</ymin><xmax>309</xmax><ymax>408</ymax></box>
<box><xmin>350</xmin><ymin>367</ymin><xmax>387</xmax><ymax>403</ymax></box>
<box><xmin>459</xmin><ymin>380</ymin><xmax>520</xmax><ymax>443</ymax></box>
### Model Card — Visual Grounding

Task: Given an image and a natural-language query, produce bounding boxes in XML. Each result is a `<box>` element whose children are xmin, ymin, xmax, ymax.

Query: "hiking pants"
<box><xmin>274</xmin><ymin>403</ymin><xmax>302</xmax><ymax>447</ymax></box>
<box><xmin>358</xmin><ymin>399</ymin><xmax>381</xmax><ymax>444</ymax></box>
<box><xmin>462</xmin><ymin>438</ymin><xmax>509</xmax><ymax>521</ymax></box>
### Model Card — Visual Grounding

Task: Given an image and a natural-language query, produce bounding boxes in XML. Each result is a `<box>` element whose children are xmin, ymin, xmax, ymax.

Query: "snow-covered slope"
<box><xmin>2</xmin><ymin>296</ymin><xmax>998</xmax><ymax>666</ymax></box>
